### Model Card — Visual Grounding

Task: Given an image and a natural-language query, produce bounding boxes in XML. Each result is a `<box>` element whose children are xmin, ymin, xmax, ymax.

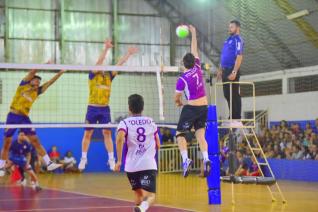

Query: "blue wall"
<box><xmin>1</xmin><ymin>128</ymin><xmax>318</xmax><ymax>181</ymax></box>
<box><xmin>265</xmin><ymin>159</ymin><xmax>318</xmax><ymax>182</ymax></box>
<box><xmin>0</xmin><ymin>128</ymin><xmax>117</xmax><ymax>173</ymax></box>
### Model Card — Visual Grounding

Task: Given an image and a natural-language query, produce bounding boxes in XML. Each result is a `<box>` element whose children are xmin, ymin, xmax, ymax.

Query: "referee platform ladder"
<box><xmin>214</xmin><ymin>81</ymin><xmax>286</xmax><ymax>204</ymax></box>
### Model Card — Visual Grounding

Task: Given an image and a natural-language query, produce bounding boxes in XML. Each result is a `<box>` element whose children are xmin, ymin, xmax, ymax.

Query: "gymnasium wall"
<box><xmin>213</xmin><ymin>65</ymin><xmax>318</xmax><ymax>122</ymax></box>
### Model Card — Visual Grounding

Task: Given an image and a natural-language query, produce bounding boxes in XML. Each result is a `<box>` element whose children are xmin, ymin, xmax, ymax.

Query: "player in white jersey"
<box><xmin>115</xmin><ymin>94</ymin><xmax>160</xmax><ymax>212</ymax></box>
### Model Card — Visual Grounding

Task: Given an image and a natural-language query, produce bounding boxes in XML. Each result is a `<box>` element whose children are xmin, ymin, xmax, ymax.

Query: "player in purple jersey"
<box><xmin>175</xmin><ymin>25</ymin><xmax>211</xmax><ymax>178</ymax></box>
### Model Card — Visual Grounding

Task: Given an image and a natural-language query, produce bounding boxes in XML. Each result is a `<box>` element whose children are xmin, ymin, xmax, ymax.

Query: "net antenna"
<box><xmin>158</xmin><ymin>1</ymin><xmax>166</xmax><ymax>121</ymax></box>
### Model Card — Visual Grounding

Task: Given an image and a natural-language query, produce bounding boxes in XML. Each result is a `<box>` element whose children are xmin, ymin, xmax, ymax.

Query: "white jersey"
<box><xmin>117</xmin><ymin>115</ymin><xmax>158</xmax><ymax>172</ymax></box>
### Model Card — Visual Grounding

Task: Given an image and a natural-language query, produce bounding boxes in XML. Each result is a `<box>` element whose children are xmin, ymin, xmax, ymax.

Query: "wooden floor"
<box><xmin>29</xmin><ymin>172</ymin><xmax>318</xmax><ymax>212</ymax></box>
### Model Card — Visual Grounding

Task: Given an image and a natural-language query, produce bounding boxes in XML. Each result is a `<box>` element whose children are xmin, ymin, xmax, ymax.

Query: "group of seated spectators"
<box><xmin>219</xmin><ymin>118</ymin><xmax>318</xmax><ymax>177</ymax></box>
<box><xmin>32</xmin><ymin>146</ymin><xmax>78</xmax><ymax>174</ymax></box>
<box><xmin>48</xmin><ymin>146</ymin><xmax>78</xmax><ymax>173</ymax></box>
<box><xmin>258</xmin><ymin>119</ymin><xmax>318</xmax><ymax>160</ymax></box>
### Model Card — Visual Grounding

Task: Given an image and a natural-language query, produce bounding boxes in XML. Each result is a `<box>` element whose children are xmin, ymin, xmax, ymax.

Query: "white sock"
<box><xmin>140</xmin><ymin>201</ymin><xmax>149</xmax><ymax>211</ymax></box>
<box><xmin>43</xmin><ymin>154</ymin><xmax>51</xmax><ymax>165</ymax></box>
<box><xmin>0</xmin><ymin>159</ymin><xmax>5</xmax><ymax>168</ymax></box>
<box><xmin>108</xmin><ymin>152</ymin><xmax>114</xmax><ymax>160</ymax></box>
<box><xmin>82</xmin><ymin>152</ymin><xmax>87</xmax><ymax>159</ymax></box>
<box><xmin>181</xmin><ymin>150</ymin><xmax>188</xmax><ymax>163</ymax></box>
<box><xmin>202</xmin><ymin>151</ymin><xmax>209</xmax><ymax>161</ymax></box>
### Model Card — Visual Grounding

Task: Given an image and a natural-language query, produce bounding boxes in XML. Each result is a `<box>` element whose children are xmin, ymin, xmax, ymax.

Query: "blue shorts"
<box><xmin>4</xmin><ymin>112</ymin><xmax>36</xmax><ymax>137</ymax></box>
<box><xmin>9</xmin><ymin>155</ymin><xmax>27</xmax><ymax>168</ymax></box>
<box><xmin>85</xmin><ymin>106</ymin><xmax>111</xmax><ymax>130</ymax></box>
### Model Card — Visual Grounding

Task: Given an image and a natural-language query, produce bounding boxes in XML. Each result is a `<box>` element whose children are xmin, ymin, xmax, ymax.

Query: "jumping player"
<box><xmin>78</xmin><ymin>39</ymin><xmax>138</xmax><ymax>171</ymax></box>
<box><xmin>114</xmin><ymin>94</ymin><xmax>160</xmax><ymax>212</ymax></box>
<box><xmin>175</xmin><ymin>25</ymin><xmax>211</xmax><ymax>177</ymax></box>
<box><xmin>0</xmin><ymin>67</ymin><xmax>65</xmax><ymax>176</ymax></box>
<box><xmin>7</xmin><ymin>131</ymin><xmax>41</xmax><ymax>191</ymax></box>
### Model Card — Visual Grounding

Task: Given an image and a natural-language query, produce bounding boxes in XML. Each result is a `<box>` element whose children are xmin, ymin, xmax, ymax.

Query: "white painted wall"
<box><xmin>211</xmin><ymin>65</ymin><xmax>318</xmax><ymax>122</ymax></box>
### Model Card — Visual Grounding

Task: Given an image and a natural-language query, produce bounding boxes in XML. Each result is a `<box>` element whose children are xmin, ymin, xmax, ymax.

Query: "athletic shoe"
<box><xmin>18</xmin><ymin>179</ymin><xmax>27</xmax><ymax>186</ymax></box>
<box><xmin>47</xmin><ymin>161</ymin><xmax>62</xmax><ymax>171</ymax></box>
<box><xmin>134</xmin><ymin>206</ymin><xmax>145</xmax><ymax>212</ymax></box>
<box><xmin>182</xmin><ymin>158</ymin><xmax>193</xmax><ymax>178</ymax></box>
<box><xmin>204</xmin><ymin>160</ymin><xmax>211</xmax><ymax>177</ymax></box>
<box><xmin>0</xmin><ymin>168</ymin><xmax>5</xmax><ymax>177</ymax></box>
<box><xmin>108</xmin><ymin>159</ymin><xmax>115</xmax><ymax>171</ymax></box>
<box><xmin>31</xmin><ymin>181</ymin><xmax>42</xmax><ymax>192</ymax></box>
<box><xmin>78</xmin><ymin>158</ymin><xmax>87</xmax><ymax>171</ymax></box>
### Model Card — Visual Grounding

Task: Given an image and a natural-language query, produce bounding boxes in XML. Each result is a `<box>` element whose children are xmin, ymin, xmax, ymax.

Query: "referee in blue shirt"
<box><xmin>217</xmin><ymin>20</ymin><xmax>244</xmax><ymax>125</ymax></box>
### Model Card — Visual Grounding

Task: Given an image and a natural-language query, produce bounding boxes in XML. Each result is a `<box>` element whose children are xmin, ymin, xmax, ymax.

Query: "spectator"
<box><xmin>49</xmin><ymin>146</ymin><xmax>61</xmax><ymax>163</ymax></box>
<box><xmin>314</xmin><ymin>118</ymin><xmax>318</xmax><ymax>133</ymax></box>
<box><xmin>248</xmin><ymin>157</ymin><xmax>261</xmax><ymax>176</ymax></box>
<box><xmin>305</xmin><ymin>122</ymin><xmax>313</xmax><ymax>136</ymax></box>
<box><xmin>161</xmin><ymin>128</ymin><xmax>175</xmax><ymax>145</ymax></box>
<box><xmin>303</xmin><ymin>134</ymin><xmax>311</xmax><ymax>147</ymax></box>
<box><xmin>311</xmin><ymin>132</ymin><xmax>318</xmax><ymax>146</ymax></box>
<box><xmin>291</xmin><ymin>145</ymin><xmax>304</xmax><ymax>160</ymax></box>
<box><xmin>63</xmin><ymin>151</ymin><xmax>78</xmax><ymax>173</ymax></box>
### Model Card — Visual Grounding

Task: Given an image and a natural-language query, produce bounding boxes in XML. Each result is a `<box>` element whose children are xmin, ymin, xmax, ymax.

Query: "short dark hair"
<box><xmin>183</xmin><ymin>53</ymin><xmax>195</xmax><ymax>69</ymax></box>
<box><xmin>32</xmin><ymin>75</ymin><xmax>42</xmax><ymax>81</ymax></box>
<box><xmin>128</xmin><ymin>94</ymin><xmax>144</xmax><ymax>114</ymax></box>
<box><xmin>230</xmin><ymin>20</ymin><xmax>241</xmax><ymax>27</ymax></box>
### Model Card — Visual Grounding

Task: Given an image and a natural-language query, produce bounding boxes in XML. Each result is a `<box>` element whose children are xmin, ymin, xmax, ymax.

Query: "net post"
<box><xmin>205</xmin><ymin>104</ymin><xmax>221</xmax><ymax>205</ymax></box>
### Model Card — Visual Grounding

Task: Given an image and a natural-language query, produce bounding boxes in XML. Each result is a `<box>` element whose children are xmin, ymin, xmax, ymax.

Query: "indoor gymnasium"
<box><xmin>0</xmin><ymin>0</ymin><xmax>318</xmax><ymax>211</ymax></box>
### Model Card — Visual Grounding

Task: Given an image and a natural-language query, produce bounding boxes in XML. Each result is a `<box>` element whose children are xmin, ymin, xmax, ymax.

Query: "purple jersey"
<box><xmin>176</xmin><ymin>58</ymin><xmax>206</xmax><ymax>100</ymax></box>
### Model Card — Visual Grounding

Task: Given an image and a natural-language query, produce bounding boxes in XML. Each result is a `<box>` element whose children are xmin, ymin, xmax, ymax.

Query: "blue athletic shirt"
<box><xmin>220</xmin><ymin>34</ymin><xmax>244</xmax><ymax>68</ymax></box>
<box><xmin>9</xmin><ymin>139</ymin><xmax>32</xmax><ymax>157</ymax></box>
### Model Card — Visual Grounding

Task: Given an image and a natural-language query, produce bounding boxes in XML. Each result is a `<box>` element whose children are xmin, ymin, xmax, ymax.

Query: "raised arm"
<box><xmin>92</xmin><ymin>39</ymin><xmax>113</xmax><ymax>74</ymax></box>
<box><xmin>114</xmin><ymin>130</ymin><xmax>126</xmax><ymax>172</ymax></box>
<box><xmin>23</xmin><ymin>60</ymin><xmax>52</xmax><ymax>82</ymax></box>
<box><xmin>112</xmin><ymin>47</ymin><xmax>138</xmax><ymax>76</ymax></box>
<box><xmin>189</xmin><ymin>25</ymin><xmax>199</xmax><ymax>58</ymax></box>
<box><xmin>40</xmin><ymin>70</ymin><xmax>66</xmax><ymax>94</ymax></box>
<box><xmin>23</xmin><ymin>69</ymin><xmax>38</xmax><ymax>82</ymax></box>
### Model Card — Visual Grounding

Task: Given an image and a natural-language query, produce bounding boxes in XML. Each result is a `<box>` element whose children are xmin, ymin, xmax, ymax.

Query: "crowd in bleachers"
<box><xmin>257</xmin><ymin>119</ymin><xmax>318</xmax><ymax>160</ymax></box>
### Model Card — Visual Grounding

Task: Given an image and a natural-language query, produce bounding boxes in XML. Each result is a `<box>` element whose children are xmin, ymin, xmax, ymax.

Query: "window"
<box><xmin>288</xmin><ymin>75</ymin><xmax>318</xmax><ymax>93</ymax></box>
<box><xmin>240</xmin><ymin>79</ymin><xmax>282</xmax><ymax>97</ymax></box>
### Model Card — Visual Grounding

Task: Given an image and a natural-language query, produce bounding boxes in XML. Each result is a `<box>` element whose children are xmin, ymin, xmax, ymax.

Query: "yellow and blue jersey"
<box><xmin>10</xmin><ymin>80</ymin><xmax>42</xmax><ymax>116</ymax></box>
<box><xmin>88</xmin><ymin>71</ymin><xmax>114</xmax><ymax>105</ymax></box>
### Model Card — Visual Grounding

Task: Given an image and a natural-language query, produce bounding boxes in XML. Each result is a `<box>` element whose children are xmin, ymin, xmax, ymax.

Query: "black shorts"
<box><xmin>177</xmin><ymin>105</ymin><xmax>208</xmax><ymax>132</ymax></box>
<box><xmin>127</xmin><ymin>170</ymin><xmax>157</xmax><ymax>193</ymax></box>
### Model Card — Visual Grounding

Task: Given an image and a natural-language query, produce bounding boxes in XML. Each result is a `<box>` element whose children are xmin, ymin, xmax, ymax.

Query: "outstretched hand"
<box><xmin>104</xmin><ymin>39</ymin><xmax>113</xmax><ymax>49</ymax></box>
<box><xmin>189</xmin><ymin>25</ymin><xmax>196</xmax><ymax>34</ymax></box>
<box><xmin>128</xmin><ymin>47</ymin><xmax>139</xmax><ymax>55</ymax></box>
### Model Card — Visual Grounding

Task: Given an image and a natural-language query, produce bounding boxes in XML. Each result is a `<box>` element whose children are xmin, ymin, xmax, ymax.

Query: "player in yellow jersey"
<box><xmin>0</xmin><ymin>67</ymin><xmax>65</xmax><ymax>176</ymax></box>
<box><xmin>78</xmin><ymin>39</ymin><xmax>138</xmax><ymax>171</ymax></box>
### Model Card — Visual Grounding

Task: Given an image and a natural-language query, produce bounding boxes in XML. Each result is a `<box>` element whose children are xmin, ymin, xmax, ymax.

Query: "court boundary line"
<box><xmin>0</xmin><ymin>196</ymin><xmax>99</xmax><ymax>202</ymax></box>
<box><xmin>12</xmin><ymin>206</ymin><xmax>133</xmax><ymax>212</ymax></box>
<box><xmin>41</xmin><ymin>185</ymin><xmax>196</xmax><ymax>212</ymax></box>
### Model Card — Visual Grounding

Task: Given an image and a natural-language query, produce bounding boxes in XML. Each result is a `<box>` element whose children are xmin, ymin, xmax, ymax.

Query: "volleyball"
<box><xmin>176</xmin><ymin>25</ymin><xmax>189</xmax><ymax>38</ymax></box>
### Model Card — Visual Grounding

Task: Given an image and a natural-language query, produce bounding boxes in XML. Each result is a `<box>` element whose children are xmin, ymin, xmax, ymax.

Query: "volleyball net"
<box><xmin>0</xmin><ymin>63</ymin><xmax>183</xmax><ymax>129</ymax></box>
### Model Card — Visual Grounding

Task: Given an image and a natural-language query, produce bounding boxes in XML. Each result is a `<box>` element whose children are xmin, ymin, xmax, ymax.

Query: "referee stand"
<box><xmin>207</xmin><ymin>81</ymin><xmax>286</xmax><ymax>205</ymax></box>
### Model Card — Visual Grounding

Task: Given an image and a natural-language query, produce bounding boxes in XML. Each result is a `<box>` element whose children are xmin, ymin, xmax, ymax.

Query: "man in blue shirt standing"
<box><xmin>217</xmin><ymin>20</ymin><xmax>244</xmax><ymax>126</ymax></box>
